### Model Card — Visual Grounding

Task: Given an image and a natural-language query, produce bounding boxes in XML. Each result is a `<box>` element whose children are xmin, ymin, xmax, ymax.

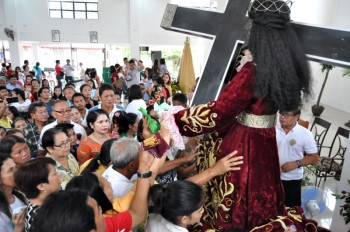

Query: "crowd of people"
<box><xmin>0</xmin><ymin>0</ymin><xmax>332</xmax><ymax>231</ymax></box>
<box><xmin>0</xmin><ymin>52</ymin><xmax>246</xmax><ymax>232</ymax></box>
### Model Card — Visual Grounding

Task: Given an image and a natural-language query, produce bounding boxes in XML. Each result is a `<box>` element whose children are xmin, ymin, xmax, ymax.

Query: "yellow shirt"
<box><xmin>112</xmin><ymin>191</ymin><xmax>135</xmax><ymax>212</ymax></box>
<box><xmin>0</xmin><ymin>117</ymin><xmax>12</xmax><ymax>129</ymax></box>
<box><xmin>46</xmin><ymin>153</ymin><xmax>79</xmax><ymax>190</ymax></box>
<box><xmin>78</xmin><ymin>158</ymin><xmax>107</xmax><ymax>176</ymax></box>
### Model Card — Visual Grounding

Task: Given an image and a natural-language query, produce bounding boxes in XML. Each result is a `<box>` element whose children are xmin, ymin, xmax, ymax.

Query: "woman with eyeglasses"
<box><xmin>77</xmin><ymin>109</ymin><xmax>111</xmax><ymax>165</ymax></box>
<box><xmin>0</xmin><ymin>135</ymin><xmax>31</xmax><ymax>167</ymax></box>
<box><xmin>42</xmin><ymin>128</ymin><xmax>79</xmax><ymax>190</ymax></box>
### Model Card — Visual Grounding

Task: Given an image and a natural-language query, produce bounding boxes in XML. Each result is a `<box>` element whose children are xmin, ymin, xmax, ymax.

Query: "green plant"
<box><xmin>171</xmin><ymin>80</ymin><xmax>181</xmax><ymax>95</ymax></box>
<box><xmin>343</xmin><ymin>68</ymin><xmax>350</xmax><ymax>77</ymax></box>
<box><xmin>302</xmin><ymin>166</ymin><xmax>316</xmax><ymax>187</ymax></box>
<box><xmin>315</xmin><ymin>64</ymin><xmax>334</xmax><ymax>107</ymax></box>
<box><xmin>333</xmin><ymin>179</ymin><xmax>350</xmax><ymax>224</ymax></box>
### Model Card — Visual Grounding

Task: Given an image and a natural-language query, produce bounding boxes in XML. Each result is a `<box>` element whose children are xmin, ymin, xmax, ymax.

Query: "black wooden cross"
<box><xmin>161</xmin><ymin>1</ymin><xmax>350</xmax><ymax>105</ymax></box>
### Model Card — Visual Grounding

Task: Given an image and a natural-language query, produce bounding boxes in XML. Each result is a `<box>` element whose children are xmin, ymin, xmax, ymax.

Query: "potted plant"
<box><xmin>312</xmin><ymin>64</ymin><xmax>334</xmax><ymax>116</ymax></box>
<box><xmin>333</xmin><ymin>179</ymin><xmax>350</xmax><ymax>224</ymax></box>
<box><xmin>302</xmin><ymin>166</ymin><xmax>316</xmax><ymax>187</ymax></box>
<box><xmin>343</xmin><ymin>68</ymin><xmax>350</xmax><ymax>77</ymax></box>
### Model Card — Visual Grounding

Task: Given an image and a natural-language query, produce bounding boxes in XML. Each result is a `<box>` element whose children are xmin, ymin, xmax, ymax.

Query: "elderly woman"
<box><xmin>15</xmin><ymin>157</ymin><xmax>61</xmax><ymax>232</ymax></box>
<box><xmin>41</xmin><ymin>127</ymin><xmax>79</xmax><ymax>189</ymax></box>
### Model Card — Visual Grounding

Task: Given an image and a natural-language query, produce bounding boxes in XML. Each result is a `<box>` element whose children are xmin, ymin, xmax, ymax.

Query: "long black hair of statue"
<box><xmin>247</xmin><ymin>1</ymin><xmax>311</xmax><ymax>112</ymax></box>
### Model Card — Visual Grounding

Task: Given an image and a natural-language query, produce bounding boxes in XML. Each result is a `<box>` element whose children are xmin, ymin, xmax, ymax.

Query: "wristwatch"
<box><xmin>296</xmin><ymin>160</ymin><xmax>302</xmax><ymax>168</ymax></box>
<box><xmin>137</xmin><ymin>171</ymin><xmax>152</xmax><ymax>178</ymax></box>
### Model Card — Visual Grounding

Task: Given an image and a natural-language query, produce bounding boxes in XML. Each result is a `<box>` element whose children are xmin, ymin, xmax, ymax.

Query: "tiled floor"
<box><xmin>300</xmin><ymin>102</ymin><xmax>350</xmax><ymax>229</ymax></box>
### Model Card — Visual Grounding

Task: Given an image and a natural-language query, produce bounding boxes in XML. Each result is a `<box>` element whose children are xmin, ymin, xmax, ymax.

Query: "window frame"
<box><xmin>48</xmin><ymin>0</ymin><xmax>99</xmax><ymax>19</ymax></box>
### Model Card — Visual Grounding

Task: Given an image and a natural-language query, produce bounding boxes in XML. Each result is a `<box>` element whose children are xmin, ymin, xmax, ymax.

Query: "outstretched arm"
<box><xmin>157</xmin><ymin>150</ymin><xmax>199</xmax><ymax>174</ymax></box>
<box><xmin>187</xmin><ymin>151</ymin><xmax>243</xmax><ymax>186</ymax></box>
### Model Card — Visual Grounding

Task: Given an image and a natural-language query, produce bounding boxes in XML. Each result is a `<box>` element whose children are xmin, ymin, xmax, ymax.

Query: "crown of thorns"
<box><xmin>248</xmin><ymin>0</ymin><xmax>293</xmax><ymax>14</ymax></box>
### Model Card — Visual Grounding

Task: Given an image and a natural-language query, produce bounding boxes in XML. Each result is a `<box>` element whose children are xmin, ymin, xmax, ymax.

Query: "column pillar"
<box><xmin>129</xmin><ymin>0</ymin><xmax>141</xmax><ymax>59</ymax></box>
<box><xmin>8</xmin><ymin>40</ymin><xmax>21</xmax><ymax>66</ymax></box>
<box><xmin>31</xmin><ymin>42</ymin><xmax>41</xmax><ymax>64</ymax></box>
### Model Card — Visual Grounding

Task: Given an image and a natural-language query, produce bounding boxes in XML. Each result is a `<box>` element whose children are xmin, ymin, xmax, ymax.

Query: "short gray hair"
<box><xmin>110</xmin><ymin>137</ymin><xmax>139</xmax><ymax>168</ymax></box>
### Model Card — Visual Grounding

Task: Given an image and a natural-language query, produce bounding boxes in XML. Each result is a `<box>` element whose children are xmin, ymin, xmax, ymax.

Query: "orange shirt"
<box><xmin>77</xmin><ymin>137</ymin><xmax>102</xmax><ymax>165</ymax></box>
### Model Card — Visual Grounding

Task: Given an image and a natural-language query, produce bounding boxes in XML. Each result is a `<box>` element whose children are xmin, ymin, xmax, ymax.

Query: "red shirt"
<box><xmin>104</xmin><ymin>211</ymin><xmax>132</xmax><ymax>232</ymax></box>
<box><xmin>6</xmin><ymin>70</ymin><xmax>13</xmax><ymax>77</ymax></box>
<box><xmin>111</xmin><ymin>72</ymin><xmax>118</xmax><ymax>83</ymax></box>
<box><xmin>55</xmin><ymin>64</ymin><xmax>63</xmax><ymax>76</ymax></box>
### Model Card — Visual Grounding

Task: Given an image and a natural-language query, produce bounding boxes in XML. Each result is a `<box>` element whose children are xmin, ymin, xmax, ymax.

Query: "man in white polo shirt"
<box><xmin>62</xmin><ymin>59</ymin><xmax>75</xmax><ymax>83</ymax></box>
<box><xmin>276</xmin><ymin>108</ymin><xmax>318</xmax><ymax>207</ymax></box>
<box><xmin>82</xmin><ymin>83</ymin><xmax>124</xmax><ymax>127</ymax></box>
<box><xmin>37</xmin><ymin>100</ymin><xmax>87</xmax><ymax>157</ymax></box>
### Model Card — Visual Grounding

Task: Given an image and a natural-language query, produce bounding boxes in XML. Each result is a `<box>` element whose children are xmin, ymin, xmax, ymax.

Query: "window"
<box><xmin>48</xmin><ymin>0</ymin><xmax>98</xmax><ymax>19</ymax></box>
<box><xmin>170</xmin><ymin>0</ymin><xmax>217</xmax><ymax>10</ymax></box>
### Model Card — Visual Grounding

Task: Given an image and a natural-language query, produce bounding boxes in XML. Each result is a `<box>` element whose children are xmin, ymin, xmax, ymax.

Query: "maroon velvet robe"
<box><xmin>174</xmin><ymin>62</ymin><xmax>329</xmax><ymax>232</ymax></box>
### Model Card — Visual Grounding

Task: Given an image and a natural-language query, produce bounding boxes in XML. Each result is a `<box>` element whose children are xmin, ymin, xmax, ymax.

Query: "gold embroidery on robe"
<box><xmin>194</xmin><ymin>131</ymin><xmax>240</xmax><ymax>231</ymax></box>
<box><xmin>142</xmin><ymin>134</ymin><xmax>160</xmax><ymax>147</ymax></box>
<box><xmin>181</xmin><ymin>103</ymin><xmax>217</xmax><ymax>134</ymax></box>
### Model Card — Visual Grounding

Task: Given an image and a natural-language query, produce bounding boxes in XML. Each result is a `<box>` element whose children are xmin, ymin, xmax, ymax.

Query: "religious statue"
<box><xmin>170</xmin><ymin>0</ymin><xmax>329</xmax><ymax>231</ymax></box>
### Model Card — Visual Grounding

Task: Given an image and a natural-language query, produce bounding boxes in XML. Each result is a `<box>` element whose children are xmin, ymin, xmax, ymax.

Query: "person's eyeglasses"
<box><xmin>54</xmin><ymin>139</ymin><xmax>71</xmax><ymax>148</ymax></box>
<box><xmin>279</xmin><ymin>112</ymin><xmax>296</xmax><ymax>119</ymax></box>
<box><xmin>54</xmin><ymin>109</ymin><xmax>72</xmax><ymax>114</ymax></box>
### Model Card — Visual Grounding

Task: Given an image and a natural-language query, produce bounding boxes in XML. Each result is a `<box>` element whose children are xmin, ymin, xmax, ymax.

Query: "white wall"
<box><xmin>309</xmin><ymin>61</ymin><xmax>350</xmax><ymax>114</ymax></box>
<box><xmin>0</xmin><ymin>0</ymin><xmax>186</xmax><ymax>45</ymax></box>
<box><xmin>0</xmin><ymin>0</ymin><xmax>6</xmax><ymax>38</ymax></box>
<box><xmin>2</xmin><ymin>0</ymin><xmax>130</xmax><ymax>43</ymax></box>
<box><xmin>291</xmin><ymin>0</ymin><xmax>350</xmax><ymax>113</ymax></box>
